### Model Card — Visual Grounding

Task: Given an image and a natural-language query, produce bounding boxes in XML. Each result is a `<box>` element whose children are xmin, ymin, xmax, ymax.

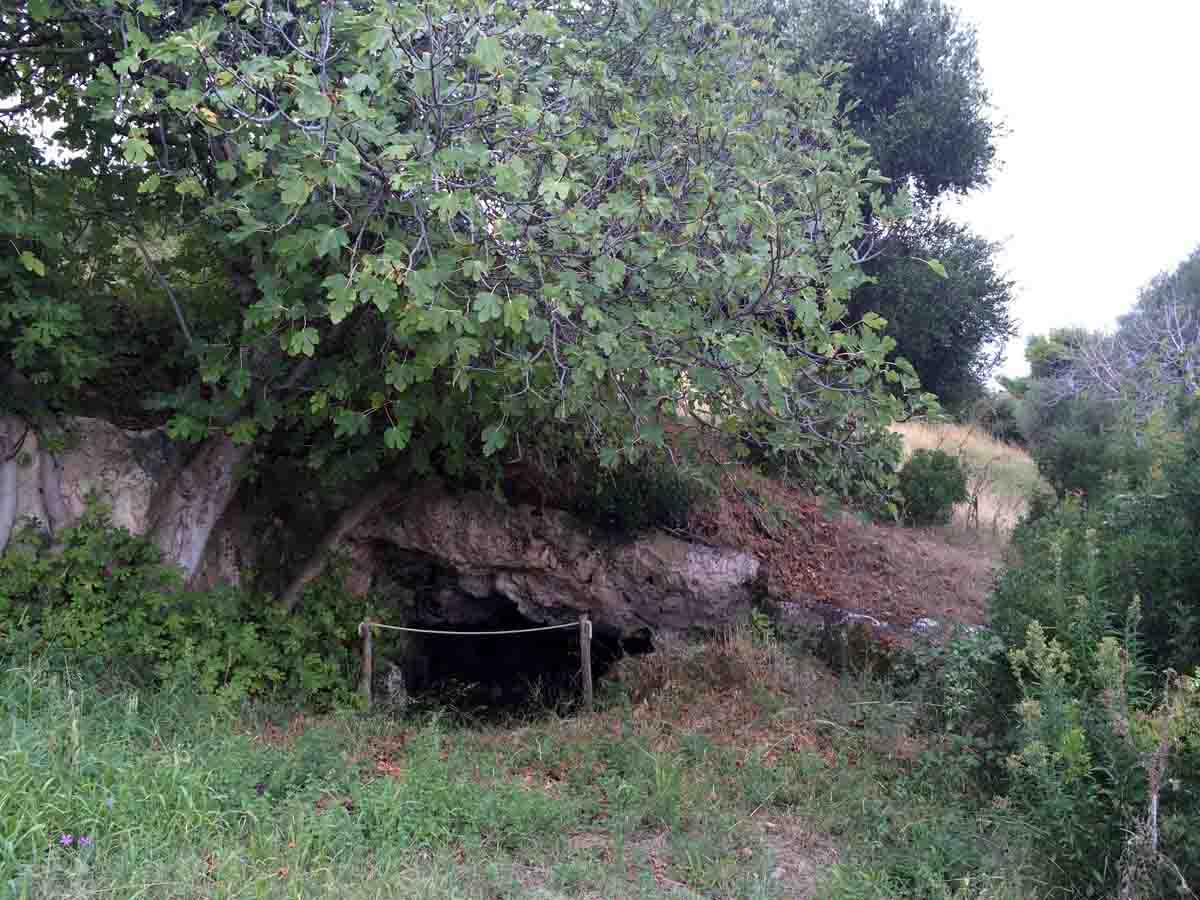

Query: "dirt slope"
<box><xmin>691</xmin><ymin>472</ymin><xmax>997</xmax><ymax>628</ymax></box>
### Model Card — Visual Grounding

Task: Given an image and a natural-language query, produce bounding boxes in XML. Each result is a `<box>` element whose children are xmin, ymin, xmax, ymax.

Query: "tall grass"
<box><xmin>0</xmin><ymin>628</ymin><xmax>1043</xmax><ymax>899</ymax></box>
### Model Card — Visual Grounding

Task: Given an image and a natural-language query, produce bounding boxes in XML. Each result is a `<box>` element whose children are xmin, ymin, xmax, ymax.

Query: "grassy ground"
<box><xmin>0</xmin><ymin>631</ymin><xmax>1040</xmax><ymax>900</ymax></box>
<box><xmin>892</xmin><ymin>421</ymin><xmax>1046</xmax><ymax>539</ymax></box>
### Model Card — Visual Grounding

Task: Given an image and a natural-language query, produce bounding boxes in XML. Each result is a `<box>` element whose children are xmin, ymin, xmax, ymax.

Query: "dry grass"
<box><xmin>609</xmin><ymin>625</ymin><xmax>815</xmax><ymax>709</ymax></box>
<box><xmin>892</xmin><ymin>420</ymin><xmax>1046</xmax><ymax>538</ymax></box>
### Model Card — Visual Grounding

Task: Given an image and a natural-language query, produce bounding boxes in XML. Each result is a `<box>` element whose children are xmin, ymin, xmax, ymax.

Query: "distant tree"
<box><xmin>780</xmin><ymin>0</ymin><xmax>998</xmax><ymax>202</ymax></box>
<box><xmin>1067</xmin><ymin>247</ymin><xmax>1200</xmax><ymax>416</ymax></box>
<box><xmin>1025</xmin><ymin>327</ymin><xmax>1092</xmax><ymax>380</ymax></box>
<box><xmin>848</xmin><ymin>217</ymin><xmax>1016</xmax><ymax>408</ymax></box>
<box><xmin>996</xmin><ymin>375</ymin><xmax>1029</xmax><ymax>399</ymax></box>
<box><xmin>1029</xmin><ymin>250</ymin><xmax>1200</xmax><ymax>422</ymax></box>
<box><xmin>771</xmin><ymin>0</ymin><xmax>1011</xmax><ymax>406</ymax></box>
<box><xmin>1015</xmin><ymin>251</ymin><xmax>1200</xmax><ymax>498</ymax></box>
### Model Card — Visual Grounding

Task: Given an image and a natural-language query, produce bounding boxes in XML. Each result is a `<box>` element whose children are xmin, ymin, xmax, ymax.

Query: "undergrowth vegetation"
<box><xmin>0</xmin><ymin>508</ymin><xmax>365</xmax><ymax>710</ymax></box>
<box><xmin>0</xmin><ymin>624</ymin><xmax>1048</xmax><ymax>900</ymax></box>
<box><xmin>4</xmin><ymin>427</ymin><xmax>1200</xmax><ymax>897</ymax></box>
<box><xmin>984</xmin><ymin>406</ymin><xmax>1200</xmax><ymax>898</ymax></box>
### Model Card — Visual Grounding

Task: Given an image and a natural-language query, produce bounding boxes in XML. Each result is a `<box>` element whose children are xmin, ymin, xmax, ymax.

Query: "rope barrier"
<box><xmin>360</xmin><ymin>620</ymin><xmax>578</xmax><ymax>637</ymax></box>
<box><xmin>357</xmin><ymin>616</ymin><xmax>594</xmax><ymax>712</ymax></box>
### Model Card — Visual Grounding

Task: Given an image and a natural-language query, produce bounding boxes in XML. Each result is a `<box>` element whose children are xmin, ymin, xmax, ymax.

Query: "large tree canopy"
<box><xmin>1</xmin><ymin>0</ymin><xmax>925</xmax><ymax>581</ymax></box>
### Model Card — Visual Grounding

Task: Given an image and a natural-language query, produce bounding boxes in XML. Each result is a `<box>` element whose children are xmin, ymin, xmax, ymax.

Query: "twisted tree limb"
<box><xmin>281</xmin><ymin>479</ymin><xmax>405</xmax><ymax>612</ymax></box>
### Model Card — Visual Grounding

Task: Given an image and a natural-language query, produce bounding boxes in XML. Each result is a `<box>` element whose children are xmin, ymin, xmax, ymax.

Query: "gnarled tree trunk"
<box><xmin>0</xmin><ymin>420</ymin><xmax>21</xmax><ymax>554</ymax></box>
<box><xmin>149</xmin><ymin>433</ymin><xmax>251</xmax><ymax>585</ymax></box>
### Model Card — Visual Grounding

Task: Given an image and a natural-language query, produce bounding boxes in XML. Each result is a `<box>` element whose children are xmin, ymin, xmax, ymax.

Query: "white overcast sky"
<box><xmin>945</xmin><ymin>0</ymin><xmax>1200</xmax><ymax>377</ymax></box>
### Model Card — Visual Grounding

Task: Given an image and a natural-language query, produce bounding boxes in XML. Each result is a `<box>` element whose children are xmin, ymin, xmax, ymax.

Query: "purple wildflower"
<box><xmin>254</xmin><ymin>782</ymin><xmax>266</xmax><ymax>796</ymax></box>
<box><xmin>78</xmin><ymin>836</ymin><xmax>92</xmax><ymax>848</ymax></box>
<box><xmin>59</xmin><ymin>834</ymin><xmax>73</xmax><ymax>847</ymax></box>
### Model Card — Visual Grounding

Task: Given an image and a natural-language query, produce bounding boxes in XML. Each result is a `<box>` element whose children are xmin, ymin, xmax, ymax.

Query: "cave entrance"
<box><xmin>371</xmin><ymin>600</ymin><xmax>650</xmax><ymax>717</ymax></box>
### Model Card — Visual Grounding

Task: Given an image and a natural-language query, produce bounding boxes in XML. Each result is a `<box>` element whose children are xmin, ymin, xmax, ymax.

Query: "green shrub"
<box><xmin>1022</xmin><ymin>392</ymin><xmax>1154</xmax><ymax>501</ymax></box>
<box><xmin>897</xmin><ymin>449</ymin><xmax>968</xmax><ymax>525</ymax></box>
<box><xmin>971</xmin><ymin>392</ymin><xmax>1025</xmax><ymax>445</ymax></box>
<box><xmin>743</xmin><ymin>425</ymin><xmax>904</xmax><ymax>518</ymax></box>
<box><xmin>993</xmin><ymin>493</ymin><xmax>1200</xmax><ymax>678</ymax></box>
<box><xmin>1001</xmin><ymin>603</ymin><xmax>1200</xmax><ymax>898</ymax></box>
<box><xmin>0</xmin><ymin>507</ymin><xmax>365</xmax><ymax>708</ymax></box>
<box><xmin>571</xmin><ymin>457</ymin><xmax>705</xmax><ymax>536</ymax></box>
<box><xmin>989</xmin><ymin>477</ymin><xmax>1200</xmax><ymax>894</ymax></box>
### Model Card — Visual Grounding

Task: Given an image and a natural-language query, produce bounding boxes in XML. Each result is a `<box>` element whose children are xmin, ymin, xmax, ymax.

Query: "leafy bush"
<box><xmin>0</xmin><ymin>507</ymin><xmax>364</xmax><ymax>708</ymax></box>
<box><xmin>745</xmin><ymin>425</ymin><xmax>905</xmax><ymax>519</ymax></box>
<box><xmin>1020</xmin><ymin>390</ymin><xmax>1157</xmax><ymax>501</ymax></box>
<box><xmin>570</xmin><ymin>457</ymin><xmax>706</xmax><ymax>536</ymax></box>
<box><xmin>1001</xmin><ymin>602</ymin><xmax>1200</xmax><ymax>898</ymax></box>
<box><xmin>970</xmin><ymin>391</ymin><xmax>1025</xmax><ymax>445</ymax></box>
<box><xmin>897</xmin><ymin>449</ymin><xmax>968</xmax><ymax>525</ymax></box>
<box><xmin>989</xmin><ymin>461</ymin><xmax>1200</xmax><ymax>894</ymax></box>
<box><xmin>993</xmin><ymin>492</ymin><xmax>1200</xmax><ymax>678</ymax></box>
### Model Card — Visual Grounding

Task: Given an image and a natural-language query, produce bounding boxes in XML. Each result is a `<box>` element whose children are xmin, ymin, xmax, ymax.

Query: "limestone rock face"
<box><xmin>355</xmin><ymin>482</ymin><xmax>762</xmax><ymax>635</ymax></box>
<box><xmin>2</xmin><ymin>417</ymin><xmax>762</xmax><ymax>636</ymax></box>
<box><xmin>1</xmin><ymin>416</ymin><xmax>174</xmax><ymax>537</ymax></box>
<box><xmin>0</xmin><ymin>416</ymin><xmax>248</xmax><ymax>586</ymax></box>
<box><xmin>57</xmin><ymin>419</ymin><xmax>177</xmax><ymax>534</ymax></box>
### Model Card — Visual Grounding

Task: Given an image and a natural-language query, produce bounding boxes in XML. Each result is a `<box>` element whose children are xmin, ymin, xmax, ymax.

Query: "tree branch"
<box><xmin>132</xmin><ymin>234</ymin><xmax>195</xmax><ymax>350</ymax></box>
<box><xmin>281</xmin><ymin>479</ymin><xmax>406</xmax><ymax>611</ymax></box>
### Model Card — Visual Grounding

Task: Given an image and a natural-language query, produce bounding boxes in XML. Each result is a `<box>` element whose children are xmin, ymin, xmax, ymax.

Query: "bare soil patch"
<box><xmin>692</xmin><ymin>471</ymin><xmax>998</xmax><ymax>627</ymax></box>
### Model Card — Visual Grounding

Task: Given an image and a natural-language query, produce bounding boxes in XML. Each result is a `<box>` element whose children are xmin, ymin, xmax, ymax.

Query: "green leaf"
<box><xmin>383</xmin><ymin>143</ymin><xmax>414</xmax><ymax>160</ymax></box>
<box><xmin>503</xmin><ymin>295</ymin><xmax>531</xmax><ymax>332</ymax></box>
<box><xmin>473</xmin><ymin>35</ymin><xmax>505</xmax><ymax>73</ymax></box>
<box><xmin>281</xmin><ymin>178</ymin><xmax>311</xmax><ymax>206</ymax></box>
<box><xmin>229</xmin><ymin>367</ymin><xmax>251</xmax><ymax>399</ymax></box>
<box><xmin>481</xmin><ymin>422</ymin><xmax>508</xmax><ymax>456</ymax></box>
<box><xmin>920</xmin><ymin>258</ymin><xmax>948</xmax><ymax>279</ymax></box>
<box><xmin>538</xmin><ymin>178</ymin><xmax>571</xmax><ymax>204</ymax></box>
<box><xmin>122</xmin><ymin>137</ymin><xmax>154</xmax><ymax>164</ymax></box>
<box><xmin>595</xmin><ymin>256</ymin><xmax>626</xmax><ymax>290</ymax></box>
<box><xmin>229</xmin><ymin>419</ymin><xmax>259</xmax><ymax>445</ymax></box>
<box><xmin>430</xmin><ymin>191</ymin><xmax>466</xmax><ymax>222</ymax></box>
<box><xmin>18</xmin><ymin>252</ymin><xmax>45</xmax><ymax>277</ymax></box>
<box><xmin>165</xmin><ymin>415</ymin><xmax>208</xmax><ymax>441</ymax></box>
<box><xmin>297</xmin><ymin>89</ymin><xmax>333</xmax><ymax>119</ymax></box>
<box><xmin>174</xmin><ymin>176</ymin><xmax>205</xmax><ymax>198</ymax></box>
<box><xmin>862</xmin><ymin>311</ymin><xmax>888</xmax><ymax>331</ymax></box>
<box><xmin>474</xmin><ymin>292</ymin><xmax>502</xmax><ymax>323</ymax></box>
<box><xmin>317</xmin><ymin>226</ymin><xmax>349</xmax><ymax>258</ymax></box>
<box><xmin>333</xmin><ymin>408</ymin><xmax>368</xmax><ymax>438</ymax></box>
<box><xmin>285</xmin><ymin>327</ymin><xmax>320</xmax><ymax>358</ymax></box>
<box><xmin>384</xmin><ymin>420</ymin><xmax>413</xmax><ymax>451</ymax></box>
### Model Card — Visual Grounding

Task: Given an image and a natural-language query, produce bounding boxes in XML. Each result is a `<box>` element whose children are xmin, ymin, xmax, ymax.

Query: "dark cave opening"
<box><xmin>370</xmin><ymin>594</ymin><xmax>653</xmax><ymax>716</ymax></box>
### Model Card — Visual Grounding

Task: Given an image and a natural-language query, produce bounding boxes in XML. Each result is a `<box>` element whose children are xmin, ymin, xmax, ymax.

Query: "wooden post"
<box><xmin>359</xmin><ymin>621</ymin><xmax>374</xmax><ymax>708</ymax></box>
<box><xmin>579</xmin><ymin>614</ymin><xmax>594</xmax><ymax>713</ymax></box>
